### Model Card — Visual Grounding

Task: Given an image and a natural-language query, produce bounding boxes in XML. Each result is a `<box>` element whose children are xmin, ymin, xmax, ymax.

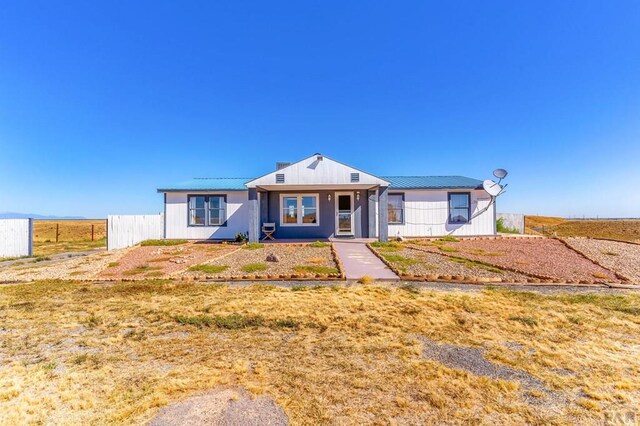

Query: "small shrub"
<box><xmin>72</xmin><ymin>354</ymin><xmax>89</xmax><ymax>365</ymax></box>
<box><xmin>439</xmin><ymin>246</ymin><xmax>459</xmax><ymax>253</ymax></box>
<box><xmin>509</xmin><ymin>315</ymin><xmax>538</xmax><ymax>327</ymax></box>
<box><xmin>124</xmin><ymin>329</ymin><xmax>146</xmax><ymax>341</ymax></box>
<box><xmin>235</xmin><ymin>232</ymin><xmax>248</xmax><ymax>243</ymax></box>
<box><xmin>107</xmin><ymin>262</ymin><xmax>119</xmax><ymax>268</ymax></box>
<box><xmin>140</xmin><ymin>239</ymin><xmax>187</xmax><ymax>246</ymax></box>
<box><xmin>370</xmin><ymin>241</ymin><xmax>401</xmax><ymax>249</ymax></box>
<box><xmin>358</xmin><ymin>275</ymin><xmax>374</xmax><ymax>285</ymax></box>
<box><xmin>214</xmin><ymin>313</ymin><xmax>265</xmax><ymax>329</ymax></box>
<box><xmin>399</xmin><ymin>283</ymin><xmax>420</xmax><ymax>294</ymax></box>
<box><xmin>601</xmin><ymin>251</ymin><xmax>619</xmax><ymax>256</ymax></box>
<box><xmin>188</xmin><ymin>264</ymin><xmax>229</xmax><ymax>274</ymax></box>
<box><xmin>496</xmin><ymin>218</ymin><xmax>520</xmax><ymax>234</ymax></box>
<box><xmin>42</xmin><ymin>362</ymin><xmax>57</xmax><ymax>371</ymax></box>
<box><xmin>34</xmin><ymin>257</ymin><xmax>51</xmax><ymax>262</ymax></box>
<box><xmin>175</xmin><ymin>315</ymin><xmax>213</xmax><ymax>328</ymax></box>
<box><xmin>308</xmin><ymin>241</ymin><xmax>330</xmax><ymax>248</ymax></box>
<box><xmin>123</xmin><ymin>264</ymin><xmax>162</xmax><ymax>276</ymax></box>
<box><xmin>293</xmin><ymin>265</ymin><xmax>339</xmax><ymax>275</ymax></box>
<box><xmin>241</xmin><ymin>262</ymin><xmax>268</xmax><ymax>273</ymax></box>
<box><xmin>243</xmin><ymin>242</ymin><xmax>264</xmax><ymax>250</ymax></box>
<box><xmin>84</xmin><ymin>313</ymin><xmax>101</xmax><ymax>328</ymax></box>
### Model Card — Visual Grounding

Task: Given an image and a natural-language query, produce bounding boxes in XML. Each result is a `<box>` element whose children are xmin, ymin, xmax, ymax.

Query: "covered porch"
<box><xmin>247</xmin><ymin>185</ymin><xmax>390</xmax><ymax>242</ymax></box>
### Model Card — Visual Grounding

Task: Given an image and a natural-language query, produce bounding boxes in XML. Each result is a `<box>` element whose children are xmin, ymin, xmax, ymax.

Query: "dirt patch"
<box><xmin>100</xmin><ymin>243</ymin><xmax>239</xmax><ymax>279</ymax></box>
<box><xmin>418</xmin><ymin>337</ymin><xmax>563</xmax><ymax>407</ymax></box>
<box><xmin>407</xmin><ymin>238</ymin><xmax>618</xmax><ymax>283</ymax></box>
<box><xmin>148</xmin><ymin>387</ymin><xmax>288</xmax><ymax>426</ymax></box>
<box><xmin>525</xmin><ymin>217</ymin><xmax>640</xmax><ymax>243</ymax></box>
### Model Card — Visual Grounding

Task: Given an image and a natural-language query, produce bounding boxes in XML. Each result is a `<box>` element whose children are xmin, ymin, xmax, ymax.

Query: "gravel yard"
<box><xmin>0</xmin><ymin>250</ymin><xmax>126</xmax><ymax>282</ymax></box>
<box><xmin>372</xmin><ymin>246</ymin><xmax>530</xmax><ymax>282</ymax></box>
<box><xmin>563</xmin><ymin>238</ymin><xmax>640</xmax><ymax>284</ymax></box>
<box><xmin>179</xmin><ymin>243</ymin><xmax>339</xmax><ymax>278</ymax></box>
<box><xmin>99</xmin><ymin>242</ymin><xmax>240</xmax><ymax>279</ymax></box>
<box><xmin>405</xmin><ymin>238</ymin><xmax>619</xmax><ymax>283</ymax></box>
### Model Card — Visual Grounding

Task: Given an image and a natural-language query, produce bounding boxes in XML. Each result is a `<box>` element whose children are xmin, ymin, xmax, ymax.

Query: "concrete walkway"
<box><xmin>333</xmin><ymin>241</ymin><xmax>399</xmax><ymax>281</ymax></box>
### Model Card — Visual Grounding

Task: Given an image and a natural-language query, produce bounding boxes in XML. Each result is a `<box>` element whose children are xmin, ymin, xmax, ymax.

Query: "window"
<box><xmin>448</xmin><ymin>193</ymin><xmax>470</xmax><ymax>224</ymax></box>
<box><xmin>280</xmin><ymin>194</ymin><xmax>319</xmax><ymax>226</ymax></box>
<box><xmin>188</xmin><ymin>195</ymin><xmax>226</xmax><ymax>226</ymax></box>
<box><xmin>388</xmin><ymin>193</ymin><xmax>404</xmax><ymax>224</ymax></box>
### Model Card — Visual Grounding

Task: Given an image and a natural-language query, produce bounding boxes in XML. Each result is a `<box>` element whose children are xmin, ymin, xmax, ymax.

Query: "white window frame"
<box><xmin>279</xmin><ymin>193</ymin><xmax>320</xmax><ymax>227</ymax></box>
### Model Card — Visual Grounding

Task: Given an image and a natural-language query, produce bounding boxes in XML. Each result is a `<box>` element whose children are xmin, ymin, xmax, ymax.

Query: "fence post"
<box><xmin>91</xmin><ymin>224</ymin><xmax>94</xmax><ymax>241</ymax></box>
<box><xmin>56</xmin><ymin>223</ymin><xmax>59</xmax><ymax>243</ymax></box>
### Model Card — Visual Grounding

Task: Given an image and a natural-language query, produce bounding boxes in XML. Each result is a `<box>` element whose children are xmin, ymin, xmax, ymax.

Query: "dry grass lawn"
<box><xmin>32</xmin><ymin>220</ymin><xmax>107</xmax><ymax>256</ymax></box>
<box><xmin>525</xmin><ymin>216</ymin><xmax>640</xmax><ymax>243</ymax></box>
<box><xmin>1</xmin><ymin>281</ymin><xmax>639</xmax><ymax>425</ymax></box>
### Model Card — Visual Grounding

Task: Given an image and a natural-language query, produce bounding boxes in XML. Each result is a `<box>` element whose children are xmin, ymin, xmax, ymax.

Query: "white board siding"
<box><xmin>388</xmin><ymin>189</ymin><xmax>496</xmax><ymax>238</ymax></box>
<box><xmin>165</xmin><ymin>191</ymin><xmax>249</xmax><ymax>240</ymax></box>
<box><xmin>107</xmin><ymin>214</ymin><xmax>164</xmax><ymax>250</ymax></box>
<box><xmin>246</xmin><ymin>155</ymin><xmax>389</xmax><ymax>188</ymax></box>
<box><xmin>0</xmin><ymin>219</ymin><xmax>33</xmax><ymax>257</ymax></box>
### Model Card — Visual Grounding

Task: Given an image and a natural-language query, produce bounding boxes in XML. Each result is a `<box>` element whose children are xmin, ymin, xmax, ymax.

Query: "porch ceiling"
<box><xmin>256</xmin><ymin>184</ymin><xmax>383</xmax><ymax>191</ymax></box>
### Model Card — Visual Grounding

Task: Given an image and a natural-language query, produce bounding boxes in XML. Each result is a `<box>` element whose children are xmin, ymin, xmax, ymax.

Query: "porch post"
<box><xmin>368</xmin><ymin>189</ymin><xmax>376</xmax><ymax>238</ymax></box>
<box><xmin>248</xmin><ymin>188</ymin><xmax>260</xmax><ymax>243</ymax></box>
<box><xmin>378</xmin><ymin>186</ymin><xmax>389</xmax><ymax>242</ymax></box>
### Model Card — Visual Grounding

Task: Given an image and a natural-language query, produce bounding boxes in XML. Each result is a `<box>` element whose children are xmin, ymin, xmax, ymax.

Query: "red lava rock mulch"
<box><xmin>99</xmin><ymin>243</ymin><xmax>239</xmax><ymax>279</ymax></box>
<box><xmin>406</xmin><ymin>238</ymin><xmax>619</xmax><ymax>283</ymax></box>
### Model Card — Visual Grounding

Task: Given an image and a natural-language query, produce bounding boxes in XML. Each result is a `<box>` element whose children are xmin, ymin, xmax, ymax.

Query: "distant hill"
<box><xmin>0</xmin><ymin>212</ymin><xmax>86</xmax><ymax>220</ymax></box>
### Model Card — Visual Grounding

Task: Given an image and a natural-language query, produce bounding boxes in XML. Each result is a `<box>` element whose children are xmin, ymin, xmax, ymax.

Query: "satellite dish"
<box><xmin>483</xmin><ymin>179</ymin><xmax>502</xmax><ymax>197</ymax></box>
<box><xmin>493</xmin><ymin>168</ymin><xmax>508</xmax><ymax>179</ymax></box>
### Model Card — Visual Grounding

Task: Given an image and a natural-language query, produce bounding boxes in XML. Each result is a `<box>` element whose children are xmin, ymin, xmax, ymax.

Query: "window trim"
<box><xmin>187</xmin><ymin>194</ymin><xmax>228</xmax><ymax>227</ymax></box>
<box><xmin>279</xmin><ymin>193</ymin><xmax>320</xmax><ymax>227</ymax></box>
<box><xmin>447</xmin><ymin>192</ymin><xmax>471</xmax><ymax>224</ymax></box>
<box><xmin>387</xmin><ymin>192</ymin><xmax>405</xmax><ymax>225</ymax></box>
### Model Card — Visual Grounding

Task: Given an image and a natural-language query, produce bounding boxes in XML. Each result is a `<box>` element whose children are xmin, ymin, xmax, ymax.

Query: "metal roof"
<box><xmin>158</xmin><ymin>175</ymin><xmax>483</xmax><ymax>192</ymax></box>
<box><xmin>382</xmin><ymin>176</ymin><xmax>483</xmax><ymax>189</ymax></box>
<box><xmin>157</xmin><ymin>178</ymin><xmax>250</xmax><ymax>192</ymax></box>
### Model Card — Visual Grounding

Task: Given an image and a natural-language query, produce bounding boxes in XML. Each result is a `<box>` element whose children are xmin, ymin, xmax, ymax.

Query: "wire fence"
<box><xmin>33</xmin><ymin>219</ymin><xmax>107</xmax><ymax>243</ymax></box>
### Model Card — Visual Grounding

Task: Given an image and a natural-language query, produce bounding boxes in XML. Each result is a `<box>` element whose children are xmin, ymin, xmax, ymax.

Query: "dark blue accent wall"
<box><xmin>265</xmin><ymin>190</ymin><xmax>369</xmax><ymax>239</ymax></box>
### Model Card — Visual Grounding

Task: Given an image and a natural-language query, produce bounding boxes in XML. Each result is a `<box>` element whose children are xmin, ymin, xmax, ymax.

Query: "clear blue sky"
<box><xmin>1</xmin><ymin>1</ymin><xmax>639</xmax><ymax>218</ymax></box>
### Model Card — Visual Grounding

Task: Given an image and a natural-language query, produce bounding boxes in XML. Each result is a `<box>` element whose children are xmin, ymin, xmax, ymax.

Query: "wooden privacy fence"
<box><xmin>0</xmin><ymin>218</ymin><xmax>33</xmax><ymax>257</ymax></box>
<box><xmin>107</xmin><ymin>214</ymin><xmax>164</xmax><ymax>250</ymax></box>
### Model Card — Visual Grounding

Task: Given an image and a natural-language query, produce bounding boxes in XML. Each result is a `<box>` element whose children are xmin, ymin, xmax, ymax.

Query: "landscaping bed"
<box><xmin>179</xmin><ymin>242</ymin><xmax>342</xmax><ymax>279</ymax></box>
<box><xmin>99</xmin><ymin>241</ymin><xmax>240</xmax><ymax>279</ymax></box>
<box><xmin>369</xmin><ymin>243</ymin><xmax>530</xmax><ymax>283</ymax></box>
<box><xmin>563</xmin><ymin>238</ymin><xmax>640</xmax><ymax>283</ymax></box>
<box><xmin>402</xmin><ymin>237</ymin><xmax>620</xmax><ymax>284</ymax></box>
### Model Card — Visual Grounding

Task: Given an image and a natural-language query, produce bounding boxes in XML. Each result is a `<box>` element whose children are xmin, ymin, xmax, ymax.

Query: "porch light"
<box><xmin>327</xmin><ymin>194</ymin><xmax>331</xmax><ymax>202</ymax></box>
<box><xmin>356</xmin><ymin>191</ymin><xmax>360</xmax><ymax>201</ymax></box>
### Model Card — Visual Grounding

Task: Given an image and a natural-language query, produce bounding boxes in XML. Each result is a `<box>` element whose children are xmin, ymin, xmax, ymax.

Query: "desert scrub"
<box><xmin>243</xmin><ymin>242</ymin><xmax>264</xmax><ymax>250</ymax></box>
<box><xmin>439</xmin><ymin>235</ymin><xmax>460</xmax><ymax>242</ymax></box>
<box><xmin>188</xmin><ymin>264</ymin><xmax>229</xmax><ymax>274</ymax></box>
<box><xmin>509</xmin><ymin>315</ymin><xmax>538</xmax><ymax>327</ymax></box>
<box><xmin>381</xmin><ymin>254</ymin><xmax>420</xmax><ymax>265</ymax></box>
<box><xmin>241</xmin><ymin>262</ymin><xmax>268</xmax><ymax>273</ymax></box>
<box><xmin>140</xmin><ymin>239</ymin><xmax>187</xmax><ymax>246</ymax></box>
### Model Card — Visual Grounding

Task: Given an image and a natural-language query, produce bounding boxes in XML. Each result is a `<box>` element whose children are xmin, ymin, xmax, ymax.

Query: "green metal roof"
<box><xmin>157</xmin><ymin>175</ymin><xmax>483</xmax><ymax>192</ymax></box>
<box><xmin>157</xmin><ymin>178</ymin><xmax>250</xmax><ymax>192</ymax></box>
<box><xmin>382</xmin><ymin>176</ymin><xmax>483</xmax><ymax>189</ymax></box>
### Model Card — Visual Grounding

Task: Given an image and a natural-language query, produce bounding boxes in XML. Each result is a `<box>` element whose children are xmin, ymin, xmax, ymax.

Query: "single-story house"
<box><xmin>157</xmin><ymin>154</ymin><xmax>497</xmax><ymax>242</ymax></box>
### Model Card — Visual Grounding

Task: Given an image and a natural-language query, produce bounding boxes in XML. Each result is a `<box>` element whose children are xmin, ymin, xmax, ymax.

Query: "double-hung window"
<box><xmin>188</xmin><ymin>195</ymin><xmax>226</xmax><ymax>226</ymax></box>
<box><xmin>280</xmin><ymin>194</ymin><xmax>319</xmax><ymax>226</ymax></box>
<box><xmin>448</xmin><ymin>193</ymin><xmax>470</xmax><ymax>224</ymax></box>
<box><xmin>388</xmin><ymin>194</ymin><xmax>404</xmax><ymax>224</ymax></box>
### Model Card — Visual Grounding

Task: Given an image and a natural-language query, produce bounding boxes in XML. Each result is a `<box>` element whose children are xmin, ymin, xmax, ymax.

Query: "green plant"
<box><xmin>399</xmin><ymin>284</ymin><xmax>420</xmax><ymax>294</ymax></box>
<box><xmin>241</xmin><ymin>262</ymin><xmax>268</xmax><ymax>273</ymax></box>
<box><xmin>107</xmin><ymin>262</ymin><xmax>119</xmax><ymax>267</ymax></box>
<box><xmin>601</xmin><ymin>251</ymin><xmax>619</xmax><ymax>256</ymax></box>
<box><xmin>187</xmin><ymin>264</ymin><xmax>229</xmax><ymax>274</ymax></box>
<box><xmin>235</xmin><ymin>232</ymin><xmax>248</xmax><ymax>243</ymax></box>
<box><xmin>293</xmin><ymin>265</ymin><xmax>339</xmax><ymax>275</ymax></box>
<box><xmin>243</xmin><ymin>242</ymin><xmax>264</xmax><ymax>250</ymax></box>
<box><xmin>140</xmin><ymin>239</ymin><xmax>187</xmax><ymax>246</ymax></box>
<box><xmin>449</xmin><ymin>257</ymin><xmax>503</xmax><ymax>273</ymax></box>
<box><xmin>439</xmin><ymin>246</ymin><xmax>459</xmax><ymax>253</ymax></box>
<box><xmin>496</xmin><ymin>218</ymin><xmax>520</xmax><ymax>234</ymax></box>
<box><xmin>123</xmin><ymin>264</ymin><xmax>163</xmax><ymax>276</ymax></box>
<box><xmin>381</xmin><ymin>254</ymin><xmax>420</xmax><ymax>265</ymax></box>
<box><xmin>33</xmin><ymin>256</ymin><xmax>51</xmax><ymax>262</ymax></box>
<box><xmin>308</xmin><ymin>241</ymin><xmax>330</xmax><ymax>248</ymax></box>
<box><xmin>274</xmin><ymin>318</ymin><xmax>299</xmax><ymax>329</ymax></box>
<box><xmin>370</xmin><ymin>241</ymin><xmax>401</xmax><ymax>249</ymax></box>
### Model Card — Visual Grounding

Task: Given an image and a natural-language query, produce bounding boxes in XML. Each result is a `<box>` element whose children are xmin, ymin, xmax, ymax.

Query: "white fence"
<box><xmin>107</xmin><ymin>214</ymin><xmax>164</xmax><ymax>250</ymax></box>
<box><xmin>497</xmin><ymin>213</ymin><xmax>525</xmax><ymax>234</ymax></box>
<box><xmin>0</xmin><ymin>219</ymin><xmax>33</xmax><ymax>257</ymax></box>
